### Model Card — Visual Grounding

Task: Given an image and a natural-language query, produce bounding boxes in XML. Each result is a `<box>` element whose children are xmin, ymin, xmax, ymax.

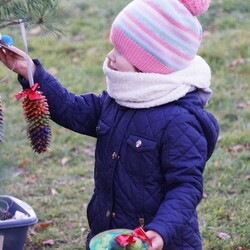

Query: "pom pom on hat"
<box><xmin>179</xmin><ymin>0</ymin><xmax>210</xmax><ymax>16</ymax></box>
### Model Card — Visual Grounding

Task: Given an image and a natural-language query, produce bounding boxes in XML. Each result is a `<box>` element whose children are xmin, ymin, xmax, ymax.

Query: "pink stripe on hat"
<box><xmin>147</xmin><ymin>0</ymin><xmax>202</xmax><ymax>40</ymax></box>
<box><xmin>124</xmin><ymin>11</ymin><xmax>193</xmax><ymax>61</ymax></box>
<box><xmin>111</xmin><ymin>26</ymin><xmax>175</xmax><ymax>74</ymax></box>
<box><xmin>139</xmin><ymin>1</ymin><xmax>201</xmax><ymax>48</ymax></box>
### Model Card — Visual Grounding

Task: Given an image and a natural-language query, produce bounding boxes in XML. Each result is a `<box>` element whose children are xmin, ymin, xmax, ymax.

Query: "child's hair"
<box><xmin>110</xmin><ymin>0</ymin><xmax>210</xmax><ymax>74</ymax></box>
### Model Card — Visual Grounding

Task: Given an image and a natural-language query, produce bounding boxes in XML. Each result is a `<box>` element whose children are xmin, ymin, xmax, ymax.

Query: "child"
<box><xmin>0</xmin><ymin>0</ymin><xmax>219</xmax><ymax>249</ymax></box>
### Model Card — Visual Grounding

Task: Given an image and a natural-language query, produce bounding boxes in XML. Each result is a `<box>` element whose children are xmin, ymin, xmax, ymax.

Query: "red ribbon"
<box><xmin>115</xmin><ymin>227</ymin><xmax>152</xmax><ymax>247</ymax></box>
<box><xmin>15</xmin><ymin>83</ymin><xmax>42</xmax><ymax>101</ymax></box>
<box><xmin>115</xmin><ymin>234</ymin><xmax>136</xmax><ymax>246</ymax></box>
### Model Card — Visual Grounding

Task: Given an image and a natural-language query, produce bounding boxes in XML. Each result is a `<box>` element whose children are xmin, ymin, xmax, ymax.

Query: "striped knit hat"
<box><xmin>110</xmin><ymin>0</ymin><xmax>210</xmax><ymax>74</ymax></box>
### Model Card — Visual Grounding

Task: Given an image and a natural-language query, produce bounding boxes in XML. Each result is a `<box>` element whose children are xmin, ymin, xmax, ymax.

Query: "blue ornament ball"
<box><xmin>1</xmin><ymin>35</ymin><xmax>14</xmax><ymax>46</ymax></box>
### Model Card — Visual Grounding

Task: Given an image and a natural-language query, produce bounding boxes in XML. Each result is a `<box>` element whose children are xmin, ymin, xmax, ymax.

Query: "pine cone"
<box><xmin>22</xmin><ymin>93</ymin><xmax>51</xmax><ymax>153</ymax></box>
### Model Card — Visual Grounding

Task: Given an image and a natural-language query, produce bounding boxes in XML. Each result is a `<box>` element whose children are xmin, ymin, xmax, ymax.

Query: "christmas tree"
<box><xmin>0</xmin><ymin>0</ymin><xmax>63</xmax><ymax>35</ymax></box>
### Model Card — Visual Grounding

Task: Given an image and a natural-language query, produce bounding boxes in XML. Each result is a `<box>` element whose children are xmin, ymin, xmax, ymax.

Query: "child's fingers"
<box><xmin>0</xmin><ymin>46</ymin><xmax>27</xmax><ymax>73</ymax></box>
<box><xmin>7</xmin><ymin>46</ymin><xmax>26</xmax><ymax>59</ymax></box>
<box><xmin>0</xmin><ymin>48</ymin><xmax>9</xmax><ymax>66</ymax></box>
<box><xmin>0</xmin><ymin>45</ymin><xmax>34</xmax><ymax>79</ymax></box>
<box><xmin>0</xmin><ymin>45</ymin><xmax>26</xmax><ymax>63</ymax></box>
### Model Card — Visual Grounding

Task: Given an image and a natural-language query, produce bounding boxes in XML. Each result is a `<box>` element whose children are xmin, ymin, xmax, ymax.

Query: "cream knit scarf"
<box><xmin>103</xmin><ymin>56</ymin><xmax>212</xmax><ymax>109</ymax></box>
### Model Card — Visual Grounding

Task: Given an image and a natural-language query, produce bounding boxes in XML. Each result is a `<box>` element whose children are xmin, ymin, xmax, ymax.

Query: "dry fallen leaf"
<box><xmin>229</xmin><ymin>56</ymin><xmax>244</xmax><ymax>68</ymax></box>
<box><xmin>78</xmin><ymin>187</ymin><xmax>86</xmax><ymax>192</ymax></box>
<box><xmin>72</xmin><ymin>56</ymin><xmax>80</xmax><ymax>64</ymax></box>
<box><xmin>34</xmin><ymin>221</ymin><xmax>53</xmax><ymax>233</ymax></box>
<box><xmin>51</xmin><ymin>188</ymin><xmax>59</xmax><ymax>196</ymax></box>
<box><xmin>28</xmin><ymin>227</ymin><xmax>37</xmax><ymax>236</ymax></box>
<box><xmin>216</xmin><ymin>231</ymin><xmax>231</xmax><ymax>240</ymax></box>
<box><xmin>42</xmin><ymin>239</ymin><xmax>55</xmax><ymax>246</ymax></box>
<box><xmin>18</xmin><ymin>159</ymin><xmax>30</xmax><ymax>169</ymax></box>
<box><xmin>28</xmin><ymin>174</ymin><xmax>37</xmax><ymax>184</ymax></box>
<box><xmin>83</xmin><ymin>147</ymin><xmax>95</xmax><ymax>157</ymax></box>
<box><xmin>203</xmin><ymin>192</ymin><xmax>208</xmax><ymax>199</ymax></box>
<box><xmin>214</xmin><ymin>160</ymin><xmax>219</xmax><ymax>169</ymax></box>
<box><xmin>228</xmin><ymin>144</ymin><xmax>250</xmax><ymax>156</ymax></box>
<box><xmin>236</xmin><ymin>246</ymin><xmax>248</xmax><ymax>250</ymax></box>
<box><xmin>237</xmin><ymin>101</ymin><xmax>250</xmax><ymax>109</ymax></box>
<box><xmin>61</xmin><ymin>156</ymin><xmax>70</xmax><ymax>166</ymax></box>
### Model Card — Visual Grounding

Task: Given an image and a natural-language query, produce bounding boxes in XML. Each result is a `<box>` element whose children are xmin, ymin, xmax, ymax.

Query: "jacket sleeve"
<box><xmin>18</xmin><ymin>59</ymin><xmax>103</xmax><ymax>137</ymax></box>
<box><xmin>144</xmin><ymin>112</ymin><xmax>207</xmax><ymax>246</ymax></box>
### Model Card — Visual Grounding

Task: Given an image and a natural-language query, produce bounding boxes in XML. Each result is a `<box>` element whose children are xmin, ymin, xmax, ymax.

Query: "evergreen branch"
<box><xmin>0</xmin><ymin>19</ymin><xmax>22</xmax><ymax>29</ymax></box>
<box><xmin>0</xmin><ymin>0</ymin><xmax>64</xmax><ymax>35</ymax></box>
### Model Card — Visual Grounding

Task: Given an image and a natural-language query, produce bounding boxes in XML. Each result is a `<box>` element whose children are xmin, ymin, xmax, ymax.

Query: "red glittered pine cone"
<box><xmin>15</xmin><ymin>83</ymin><xmax>51</xmax><ymax>153</ymax></box>
<box><xmin>0</xmin><ymin>97</ymin><xmax>4</xmax><ymax>142</ymax></box>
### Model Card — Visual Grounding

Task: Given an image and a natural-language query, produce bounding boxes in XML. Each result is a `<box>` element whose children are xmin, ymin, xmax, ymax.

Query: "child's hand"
<box><xmin>146</xmin><ymin>230</ymin><xmax>164</xmax><ymax>250</ymax></box>
<box><xmin>0</xmin><ymin>46</ymin><xmax>36</xmax><ymax>80</ymax></box>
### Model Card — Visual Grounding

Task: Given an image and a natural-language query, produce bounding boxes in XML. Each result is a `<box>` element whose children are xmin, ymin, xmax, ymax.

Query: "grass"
<box><xmin>0</xmin><ymin>0</ymin><xmax>250</xmax><ymax>249</ymax></box>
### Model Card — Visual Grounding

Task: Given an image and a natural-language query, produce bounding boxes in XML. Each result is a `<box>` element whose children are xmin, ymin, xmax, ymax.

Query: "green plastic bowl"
<box><xmin>89</xmin><ymin>229</ymin><xmax>149</xmax><ymax>250</ymax></box>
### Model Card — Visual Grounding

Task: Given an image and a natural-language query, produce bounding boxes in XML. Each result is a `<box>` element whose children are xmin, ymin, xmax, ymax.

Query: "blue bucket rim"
<box><xmin>0</xmin><ymin>195</ymin><xmax>37</xmax><ymax>229</ymax></box>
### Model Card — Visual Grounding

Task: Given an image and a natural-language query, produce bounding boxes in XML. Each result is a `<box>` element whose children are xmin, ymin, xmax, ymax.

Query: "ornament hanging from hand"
<box><xmin>18</xmin><ymin>21</ymin><xmax>52</xmax><ymax>153</ymax></box>
<box><xmin>15</xmin><ymin>83</ymin><xmax>51</xmax><ymax>153</ymax></box>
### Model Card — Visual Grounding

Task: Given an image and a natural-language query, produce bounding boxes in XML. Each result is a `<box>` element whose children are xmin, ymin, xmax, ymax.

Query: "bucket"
<box><xmin>0</xmin><ymin>195</ymin><xmax>37</xmax><ymax>250</ymax></box>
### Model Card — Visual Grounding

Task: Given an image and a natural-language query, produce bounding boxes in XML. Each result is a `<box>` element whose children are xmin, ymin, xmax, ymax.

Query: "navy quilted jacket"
<box><xmin>19</xmin><ymin>60</ymin><xmax>219</xmax><ymax>250</ymax></box>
